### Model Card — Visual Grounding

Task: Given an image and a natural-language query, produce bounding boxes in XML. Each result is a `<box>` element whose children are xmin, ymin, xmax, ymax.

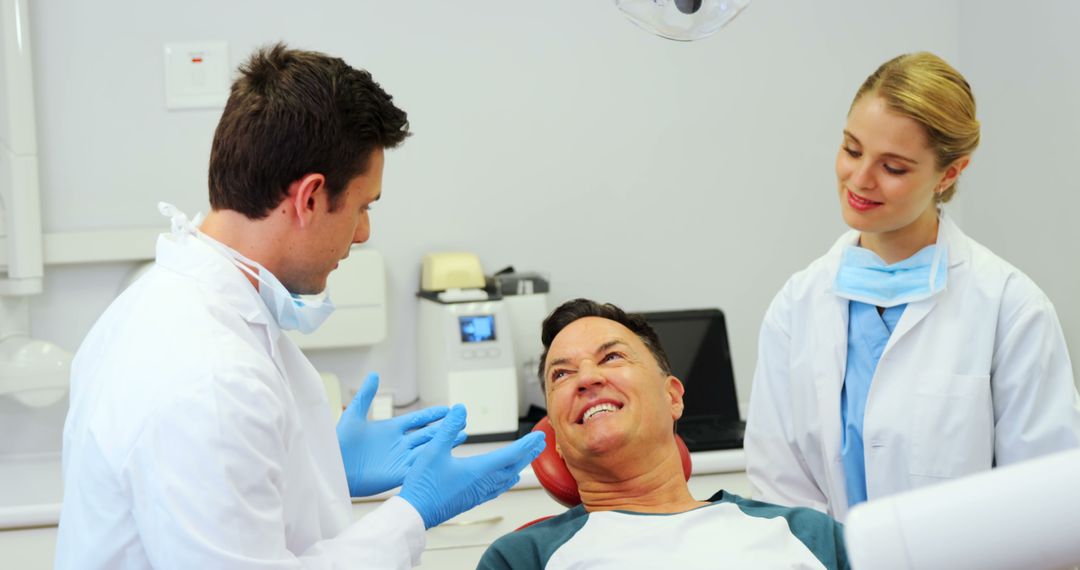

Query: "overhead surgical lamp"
<box><xmin>615</xmin><ymin>0</ymin><xmax>751</xmax><ymax>41</ymax></box>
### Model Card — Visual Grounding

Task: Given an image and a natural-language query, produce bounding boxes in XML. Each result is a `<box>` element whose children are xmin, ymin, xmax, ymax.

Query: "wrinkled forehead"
<box><xmin>545</xmin><ymin>317</ymin><xmax>649</xmax><ymax>369</ymax></box>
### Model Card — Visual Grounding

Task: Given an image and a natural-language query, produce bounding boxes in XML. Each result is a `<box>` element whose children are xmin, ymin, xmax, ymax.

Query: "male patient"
<box><xmin>478</xmin><ymin>299</ymin><xmax>848</xmax><ymax>569</ymax></box>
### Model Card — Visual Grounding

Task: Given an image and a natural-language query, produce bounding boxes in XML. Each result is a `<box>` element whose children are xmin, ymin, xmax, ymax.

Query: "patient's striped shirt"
<box><xmin>477</xmin><ymin>490</ymin><xmax>849</xmax><ymax>569</ymax></box>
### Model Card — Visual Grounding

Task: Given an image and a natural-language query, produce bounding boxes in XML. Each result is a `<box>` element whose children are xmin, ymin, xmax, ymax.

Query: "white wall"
<box><xmin>21</xmin><ymin>1</ymin><xmax>1075</xmax><ymax>425</ymax></box>
<box><xmin>955</xmin><ymin>0</ymin><xmax>1080</xmax><ymax>388</ymax></box>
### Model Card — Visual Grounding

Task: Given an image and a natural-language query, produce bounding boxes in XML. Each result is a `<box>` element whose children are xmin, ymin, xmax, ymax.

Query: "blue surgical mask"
<box><xmin>159</xmin><ymin>202</ymin><xmax>336</xmax><ymax>334</ymax></box>
<box><xmin>230</xmin><ymin>257</ymin><xmax>336</xmax><ymax>334</ymax></box>
<box><xmin>833</xmin><ymin>243</ymin><xmax>948</xmax><ymax>308</ymax></box>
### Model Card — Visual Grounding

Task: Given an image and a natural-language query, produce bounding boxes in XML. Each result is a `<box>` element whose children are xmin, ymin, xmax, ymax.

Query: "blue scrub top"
<box><xmin>841</xmin><ymin>301</ymin><xmax>906</xmax><ymax>507</ymax></box>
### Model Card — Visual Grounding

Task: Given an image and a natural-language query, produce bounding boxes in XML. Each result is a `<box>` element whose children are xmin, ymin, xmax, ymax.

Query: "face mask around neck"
<box><xmin>158</xmin><ymin>202</ymin><xmax>336</xmax><ymax>334</ymax></box>
<box><xmin>832</xmin><ymin>243</ymin><xmax>948</xmax><ymax>308</ymax></box>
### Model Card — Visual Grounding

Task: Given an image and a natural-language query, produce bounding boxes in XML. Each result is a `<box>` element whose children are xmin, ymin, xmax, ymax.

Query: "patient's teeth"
<box><xmin>583</xmin><ymin>403</ymin><xmax>618</xmax><ymax>422</ymax></box>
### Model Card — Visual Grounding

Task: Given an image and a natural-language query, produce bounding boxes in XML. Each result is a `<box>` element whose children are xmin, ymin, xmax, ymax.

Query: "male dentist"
<box><xmin>56</xmin><ymin>43</ymin><xmax>545</xmax><ymax>569</ymax></box>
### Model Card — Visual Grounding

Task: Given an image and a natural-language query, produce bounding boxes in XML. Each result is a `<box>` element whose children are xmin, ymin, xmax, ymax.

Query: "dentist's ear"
<box><xmin>938</xmin><ymin>156</ymin><xmax>971</xmax><ymax>194</ymax></box>
<box><xmin>287</xmin><ymin>173</ymin><xmax>326</xmax><ymax>229</ymax></box>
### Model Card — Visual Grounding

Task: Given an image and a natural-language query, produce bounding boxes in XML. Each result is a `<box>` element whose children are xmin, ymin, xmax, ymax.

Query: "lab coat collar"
<box><xmin>881</xmin><ymin>212</ymin><xmax>969</xmax><ymax>354</ymax></box>
<box><xmin>824</xmin><ymin>209</ymin><xmax>968</xmax><ymax>269</ymax></box>
<box><xmin>155</xmin><ymin>232</ymin><xmax>331</xmax><ymax>410</ymax></box>
<box><xmin>154</xmin><ymin>231</ymin><xmax>280</xmax><ymax>338</ymax></box>
<box><xmin>822</xmin><ymin>210</ymin><xmax>968</xmax><ymax>305</ymax></box>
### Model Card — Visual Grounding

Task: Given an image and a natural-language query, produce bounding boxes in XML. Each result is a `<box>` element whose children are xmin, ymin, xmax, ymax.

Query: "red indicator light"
<box><xmin>191</xmin><ymin>57</ymin><xmax>203</xmax><ymax>63</ymax></box>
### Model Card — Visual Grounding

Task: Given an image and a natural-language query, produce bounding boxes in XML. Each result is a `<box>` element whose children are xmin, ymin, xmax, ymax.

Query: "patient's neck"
<box><xmin>571</xmin><ymin>441</ymin><xmax>706</xmax><ymax>514</ymax></box>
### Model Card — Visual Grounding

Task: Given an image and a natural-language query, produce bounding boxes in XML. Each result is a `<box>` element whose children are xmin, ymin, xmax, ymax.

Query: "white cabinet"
<box><xmin>417</xmin><ymin>546</ymin><xmax>489</xmax><ymax>569</ymax></box>
<box><xmin>0</xmin><ymin>526</ymin><xmax>57</xmax><ymax>570</ymax></box>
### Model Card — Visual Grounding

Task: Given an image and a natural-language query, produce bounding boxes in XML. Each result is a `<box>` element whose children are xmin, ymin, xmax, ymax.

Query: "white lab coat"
<box><xmin>745</xmin><ymin>213</ymin><xmax>1080</xmax><ymax>522</ymax></box>
<box><xmin>56</xmin><ymin>230</ymin><xmax>425</xmax><ymax>569</ymax></box>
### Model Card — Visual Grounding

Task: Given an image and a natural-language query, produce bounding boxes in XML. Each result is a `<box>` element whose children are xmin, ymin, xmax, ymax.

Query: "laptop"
<box><xmin>641</xmin><ymin>308</ymin><xmax>745</xmax><ymax>452</ymax></box>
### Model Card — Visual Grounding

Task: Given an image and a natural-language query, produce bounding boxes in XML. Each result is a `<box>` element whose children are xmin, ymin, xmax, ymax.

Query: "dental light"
<box><xmin>615</xmin><ymin>0</ymin><xmax>752</xmax><ymax>42</ymax></box>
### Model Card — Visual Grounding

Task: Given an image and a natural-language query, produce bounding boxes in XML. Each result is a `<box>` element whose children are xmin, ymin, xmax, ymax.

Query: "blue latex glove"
<box><xmin>337</xmin><ymin>372</ymin><xmax>466</xmax><ymax>497</ymax></box>
<box><xmin>400</xmin><ymin>404</ymin><xmax>546</xmax><ymax>529</ymax></box>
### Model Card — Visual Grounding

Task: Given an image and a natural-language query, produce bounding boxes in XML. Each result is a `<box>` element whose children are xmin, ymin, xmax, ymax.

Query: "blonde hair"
<box><xmin>851</xmin><ymin>52</ymin><xmax>980</xmax><ymax>203</ymax></box>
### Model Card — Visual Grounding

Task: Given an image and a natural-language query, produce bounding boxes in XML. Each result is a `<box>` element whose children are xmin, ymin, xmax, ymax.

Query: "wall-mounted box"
<box><xmin>163</xmin><ymin>41</ymin><xmax>229</xmax><ymax>110</ymax></box>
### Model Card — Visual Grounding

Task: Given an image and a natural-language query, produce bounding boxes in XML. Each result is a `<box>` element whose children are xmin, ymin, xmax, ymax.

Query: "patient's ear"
<box><xmin>666</xmin><ymin>376</ymin><xmax>686</xmax><ymax>420</ymax></box>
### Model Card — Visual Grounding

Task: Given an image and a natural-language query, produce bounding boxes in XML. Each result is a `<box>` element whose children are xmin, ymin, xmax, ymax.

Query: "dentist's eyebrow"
<box><xmin>843</xmin><ymin>131</ymin><xmax>919</xmax><ymax>164</ymax></box>
<box><xmin>545</xmin><ymin>339</ymin><xmax>630</xmax><ymax>374</ymax></box>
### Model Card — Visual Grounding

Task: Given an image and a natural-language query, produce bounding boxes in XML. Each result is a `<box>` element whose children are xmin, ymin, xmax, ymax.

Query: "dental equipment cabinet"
<box><xmin>416</xmin><ymin>252</ymin><xmax>551</xmax><ymax>442</ymax></box>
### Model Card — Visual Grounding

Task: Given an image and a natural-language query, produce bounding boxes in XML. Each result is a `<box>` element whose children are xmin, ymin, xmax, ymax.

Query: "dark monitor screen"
<box><xmin>641</xmin><ymin>309</ymin><xmax>740</xmax><ymax>421</ymax></box>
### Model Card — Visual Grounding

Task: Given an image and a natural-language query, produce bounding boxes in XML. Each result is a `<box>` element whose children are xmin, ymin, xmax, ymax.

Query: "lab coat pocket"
<box><xmin>909</xmin><ymin>373</ymin><xmax>993</xmax><ymax>479</ymax></box>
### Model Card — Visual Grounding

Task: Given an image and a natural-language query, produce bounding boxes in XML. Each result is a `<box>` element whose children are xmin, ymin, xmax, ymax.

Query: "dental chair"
<box><xmin>519</xmin><ymin>416</ymin><xmax>693</xmax><ymax>530</ymax></box>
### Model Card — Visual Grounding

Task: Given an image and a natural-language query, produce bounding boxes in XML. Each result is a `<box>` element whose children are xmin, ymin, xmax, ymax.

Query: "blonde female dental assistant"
<box><xmin>744</xmin><ymin>52</ymin><xmax>1080</xmax><ymax>522</ymax></box>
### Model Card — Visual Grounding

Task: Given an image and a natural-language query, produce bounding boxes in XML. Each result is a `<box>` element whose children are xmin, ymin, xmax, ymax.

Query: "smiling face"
<box><xmin>543</xmin><ymin>317</ymin><xmax>685</xmax><ymax>468</ymax></box>
<box><xmin>836</xmin><ymin>95</ymin><xmax>948</xmax><ymax>244</ymax></box>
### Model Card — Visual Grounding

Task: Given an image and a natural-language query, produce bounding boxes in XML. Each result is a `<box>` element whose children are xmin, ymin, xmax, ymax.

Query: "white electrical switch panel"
<box><xmin>163</xmin><ymin>41</ymin><xmax>230</xmax><ymax>110</ymax></box>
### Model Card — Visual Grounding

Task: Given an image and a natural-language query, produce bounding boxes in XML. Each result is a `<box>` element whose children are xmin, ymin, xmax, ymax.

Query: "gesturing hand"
<box><xmin>336</xmin><ymin>372</ymin><xmax>465</xmax><ymax>497</ymax></box>
<box><xmin>399</xmin><ymin>404</ymin><xmax>546</xmax><ymax>529</ymax></box>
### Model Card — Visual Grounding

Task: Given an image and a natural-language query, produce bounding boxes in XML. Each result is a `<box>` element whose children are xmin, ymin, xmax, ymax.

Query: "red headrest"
<box><xmin>530</xmin><ymin>416</ymin><xmax>693</xmax><ymax>508</ymax></box>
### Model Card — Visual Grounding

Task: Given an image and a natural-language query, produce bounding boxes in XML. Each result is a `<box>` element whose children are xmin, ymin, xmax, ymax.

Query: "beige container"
<box><xmin>420</xmin><ymin>252</ymin><xmax>485</xmax><ymax>292</ymax></box>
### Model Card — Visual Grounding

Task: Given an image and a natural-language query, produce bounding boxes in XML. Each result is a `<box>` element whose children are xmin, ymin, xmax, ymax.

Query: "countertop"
<box><xmin>0</xmin><ymin>446</ymin><xmax>745</xmax><ymax>530</ymax></box>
